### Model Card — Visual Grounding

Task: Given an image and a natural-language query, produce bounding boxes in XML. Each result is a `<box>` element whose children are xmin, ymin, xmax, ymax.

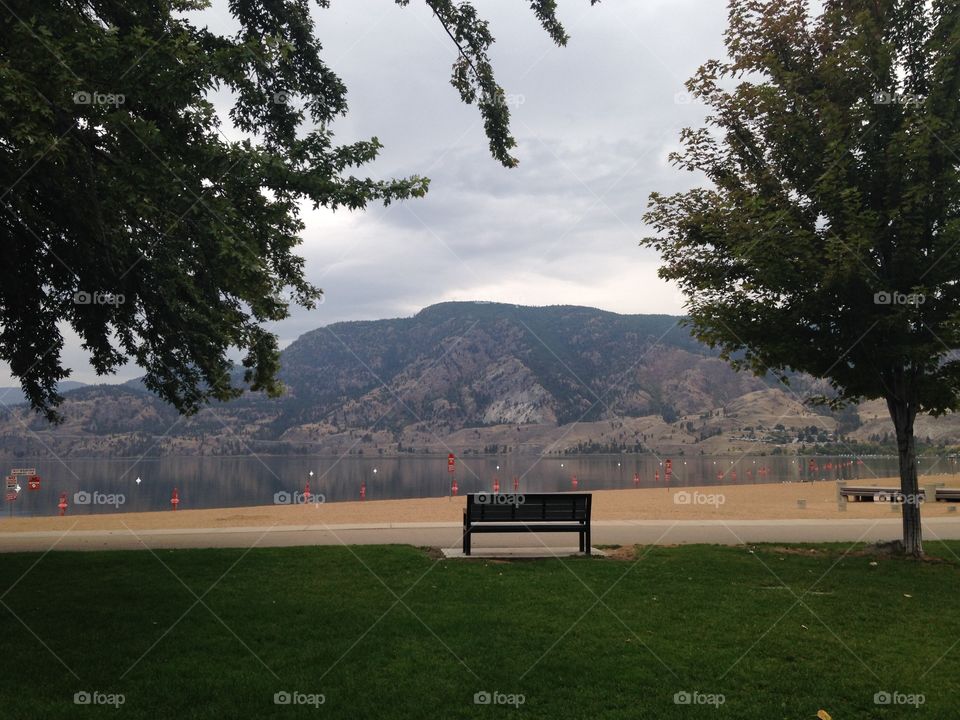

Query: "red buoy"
<box><xmin>360</xmin><ymin>481</ymin><xmax>367</xmax><ymax>501</ymax></box>
<box><xmin>513</xmin><ymin>476</ymin><xmax>519</xmax><ymax>492</ymax></box>
<box><xmin>170</xmin><ymin>487</ymin><xmax>180</xmax><ymax>510</ymax></box>
<box><xmin>655</xmin><ymin>470</ymin><xmax>660</xmax><ymax>484</ymax></box>
<box><xmin>451</xmin><ymin>479</ymin><xmax>458</xmax><ymax>496</ymax></box>
<box><xmin>731</xmin><ymin>470</ymin><xmax>737</xmax><ymax>482</ymax></box>
<box><xmin>58</xmin><ymin>492</ymin><xmax>68</xmax><ymax>516</ymax></box>
<box><xmin>304</xmin><ymin>482</ymin><xmax>311</xmax><ymax>501</ymax></box>
<box><xmin>633</xmin><ymin>473</ymin><xmax>640</xmax><ymax>487</ymax></box>
<box><xmin>571</xmin><ymin>475</ymin><xmax>578</xmax><ymax>489</ymax></box>
<box><xmin>493</xmin><ymin>477</ymin><xmax>500</xmax><ymax>494</ymax></box>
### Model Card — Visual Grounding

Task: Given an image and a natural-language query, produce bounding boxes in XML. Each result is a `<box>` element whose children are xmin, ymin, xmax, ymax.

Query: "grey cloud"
<box><xmin>1</xmin><ymin>0</ymin><xmax>725</xmax><ymax>386</ymax></box>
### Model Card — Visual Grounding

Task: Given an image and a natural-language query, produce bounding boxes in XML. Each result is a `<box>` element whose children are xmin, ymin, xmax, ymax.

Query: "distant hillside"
<box><xmin>0</xmin><ymin>302</ymin><xmax>948</xmax><ymax>456</ymax></box>
<box><xmin>276</xmin><ymin>302</ymin><xmax>750</xmax><ymax>429</ymax></box>
<box><xmin>0</xmin><ymin>381</ymin><xmax>87</xmax><ymax>408</ymax></box>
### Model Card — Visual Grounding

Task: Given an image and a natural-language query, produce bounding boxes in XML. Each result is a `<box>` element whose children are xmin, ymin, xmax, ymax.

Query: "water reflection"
<box><xmin>0</xmin><ymin>454</ymin><xmax>954</xmax><ymax>517</ymax></box>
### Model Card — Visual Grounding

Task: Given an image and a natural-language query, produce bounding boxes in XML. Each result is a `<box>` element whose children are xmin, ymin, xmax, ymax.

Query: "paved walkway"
<box><xmin>0</xmin><ymin>517</ymin><xmax>958</xmax><ymax>553</ymax></box>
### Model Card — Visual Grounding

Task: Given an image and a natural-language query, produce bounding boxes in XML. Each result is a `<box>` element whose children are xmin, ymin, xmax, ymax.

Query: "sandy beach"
<box><xmin>2</xmin><ymin>476</ymin><xmax>958</xmax><ymax>533</ymax></box>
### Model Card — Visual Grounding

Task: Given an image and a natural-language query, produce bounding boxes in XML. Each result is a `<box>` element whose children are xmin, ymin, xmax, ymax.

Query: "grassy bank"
<box><xmin>1</xmin><ymin>543</ymin><xmax>958</xmax><ymax>718</ymax></box>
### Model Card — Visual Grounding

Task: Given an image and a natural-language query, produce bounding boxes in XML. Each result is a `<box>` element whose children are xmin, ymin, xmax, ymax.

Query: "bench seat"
<box><xmin>462</xmin><ymin>492</ymin><xmax>592</xmax><ymax>555</ymax></box>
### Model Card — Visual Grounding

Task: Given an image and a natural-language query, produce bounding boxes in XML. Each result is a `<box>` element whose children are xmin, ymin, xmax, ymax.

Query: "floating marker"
<box><xmin>171</xmin><ymin>487</ymin><xmax>180</xmax><ymax>510</ymax></box>
<box><xmin>360</xmin><ymin>481</ymin><xmax>366</xmax><ymax>501</ymax></box>
<box><xmin>304</xmin><ymin>482</ymin><xmax>311</xmax><ymax>501</ymax></box>
<box><xmin>571</xmin><ymin>475</ymin><xmax>578</xmax><ymax>489</ymax></box>
<box><xmin>513</xmin><ymin>476</ymin><xmax>519</xmax><ymax>492</ymax></box>
<box><xmin>493</xmin><ymin>477</ymin><xmax>500</xmax><ymax>493</ymax></box>
<box><xmin>633</xmin><ymin>473</ymin><xmax>640</xmax><ymax>487</ymax></box>
<box><xmin>451</xmin><ymin>479</ymin><xmax>458</xmax><ymax>496</ymax></box>
<box><xmin>58</xmin><ymin>492</ymin><xmax>68</xmax><ymax>516</ymax></box>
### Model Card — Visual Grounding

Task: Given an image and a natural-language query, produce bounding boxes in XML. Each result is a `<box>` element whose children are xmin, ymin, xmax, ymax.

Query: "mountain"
<box><xmin>0</xmin><ymin>381</ymin><xmax>87</xmax><ymax>408</ymax></box>
<box><xmin>0</xmin><ymin>302</ymin><xmax>942</xmax><ymax>457</ymax></box>
<box><xmin>275</xmin><ymin>301</ymin><xmax>776</xmax><ymax>431</ymax></box>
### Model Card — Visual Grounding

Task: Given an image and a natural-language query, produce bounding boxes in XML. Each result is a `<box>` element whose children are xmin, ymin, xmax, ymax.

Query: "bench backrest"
<box><xmin>465</xmin><ymin>493</ymin><xmax>591</xmax><ymax>522</ymax></box>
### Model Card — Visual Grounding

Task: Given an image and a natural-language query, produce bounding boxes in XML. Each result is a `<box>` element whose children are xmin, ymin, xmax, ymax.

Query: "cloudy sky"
<box><xmin>3</xmin><ymin>0</ymin><xmax>730</xmax><ymax>387</ymax></box>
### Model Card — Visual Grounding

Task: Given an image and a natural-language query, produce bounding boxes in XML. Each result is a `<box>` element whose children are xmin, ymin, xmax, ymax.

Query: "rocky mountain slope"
<box><xmin>0</xmin><ymin>302</ymin><xmax>945</xmax><ymax>457</ymax></box>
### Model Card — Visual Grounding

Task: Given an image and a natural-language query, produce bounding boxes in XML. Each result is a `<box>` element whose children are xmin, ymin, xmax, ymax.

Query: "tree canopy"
<box><xmin>0</xmin><ymin>0</ymin><xmax>593</xmax><ymax>421</ymax></box>
<box><xmin>643</xmin><ymin>0</ymin><xmax>960</xmax><ymax>555</ymax></box>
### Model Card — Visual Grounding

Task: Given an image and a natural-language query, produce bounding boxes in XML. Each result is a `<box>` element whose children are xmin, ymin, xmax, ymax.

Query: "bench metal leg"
<box><xmin>464</xmin><ymin>526</ymin><xmax>471</xmax><ymax>556</ymax></box>
<box><xmin>584</xmin><ymin>526</ymin><xmax>591</xmax><ymax>555</ymax></box>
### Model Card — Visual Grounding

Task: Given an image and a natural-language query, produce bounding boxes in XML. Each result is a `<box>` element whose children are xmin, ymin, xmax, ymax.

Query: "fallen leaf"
<box><xmin>817</xmin><ymin>710</ymin><xmax>833</xmax><ymax>720</ymax></box>
<box><xmin>904</xmin><ymin>593</ymin><xmax>912</xmax><ymax>598</ymax></box>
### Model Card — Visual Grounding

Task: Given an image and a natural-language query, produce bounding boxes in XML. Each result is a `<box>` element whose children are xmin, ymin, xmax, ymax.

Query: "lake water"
<box><xmin>1</xmin><ymin>454</ymin><xmax>956</xmax><ymax>517</ymax></box>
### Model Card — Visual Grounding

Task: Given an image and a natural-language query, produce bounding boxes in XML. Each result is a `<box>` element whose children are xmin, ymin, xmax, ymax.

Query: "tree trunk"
<box><xmin>886</xmin><ymin>393</ymin><xmax>922</xmax><ymax>557</ymax></box>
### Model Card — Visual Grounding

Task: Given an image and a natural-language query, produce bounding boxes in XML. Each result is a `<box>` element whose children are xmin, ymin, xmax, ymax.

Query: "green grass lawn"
<box><xmin>1</xmin><ymin>541</ymin><xmax>959</xmax><ymax>719</ymax></box>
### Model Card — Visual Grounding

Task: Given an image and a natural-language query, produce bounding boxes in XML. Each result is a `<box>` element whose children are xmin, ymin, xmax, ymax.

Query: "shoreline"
<box><xmin>2</xmin><ymin>477</ymin><xmax>959</xmax><ymax>533</ymax></box>
<box><xmin>0</xmin><ymin>451</ymin><xmax>930</xmax><ymax>460</ymax></box>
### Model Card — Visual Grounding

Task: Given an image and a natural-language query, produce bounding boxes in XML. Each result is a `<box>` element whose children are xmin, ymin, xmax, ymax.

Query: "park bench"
<box><xmin>839</xmin><ymin>485</ymin><xmax>903</xmax><ymax>502</ymax></box>
<box><xmin>462</xmin><ymin>492</ymin><xmax>592</xmax><ymax>556</ymax></box>
<box><xmin>935</xmin><ymin>488</ymin><xmax>960</xmax><ymax>502</ymax></box>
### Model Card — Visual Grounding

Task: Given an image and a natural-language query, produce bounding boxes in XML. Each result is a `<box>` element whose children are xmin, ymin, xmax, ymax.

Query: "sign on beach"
<box><xmin>10</xmin><ymin>468</ymin><xmax>36</xmax><ymax>476</ymax></box>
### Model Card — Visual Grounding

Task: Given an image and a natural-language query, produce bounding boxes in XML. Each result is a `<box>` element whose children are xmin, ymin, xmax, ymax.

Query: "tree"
<box><xmin>643</xmin><ymin>0</ymin><xmax>960</xmax><ymax>556</ymax></box>
<box><xmin>0</xmin><ymin>0</ymin><xmax>593</xmax><ymax>421</ymax></box>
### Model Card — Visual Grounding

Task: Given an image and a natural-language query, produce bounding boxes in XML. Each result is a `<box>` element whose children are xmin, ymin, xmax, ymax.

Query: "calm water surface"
<box><xmin>1</xmin><ymin>454</ymin><xmax>955</xmax><ymax>517</ymax></box>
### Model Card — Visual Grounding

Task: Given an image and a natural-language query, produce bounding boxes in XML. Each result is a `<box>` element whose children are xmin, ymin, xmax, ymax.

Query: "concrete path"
<box><xmin>0</xmin><ymin>517</ymin><xmax>958</xmax><ymax>553</ymax></box>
